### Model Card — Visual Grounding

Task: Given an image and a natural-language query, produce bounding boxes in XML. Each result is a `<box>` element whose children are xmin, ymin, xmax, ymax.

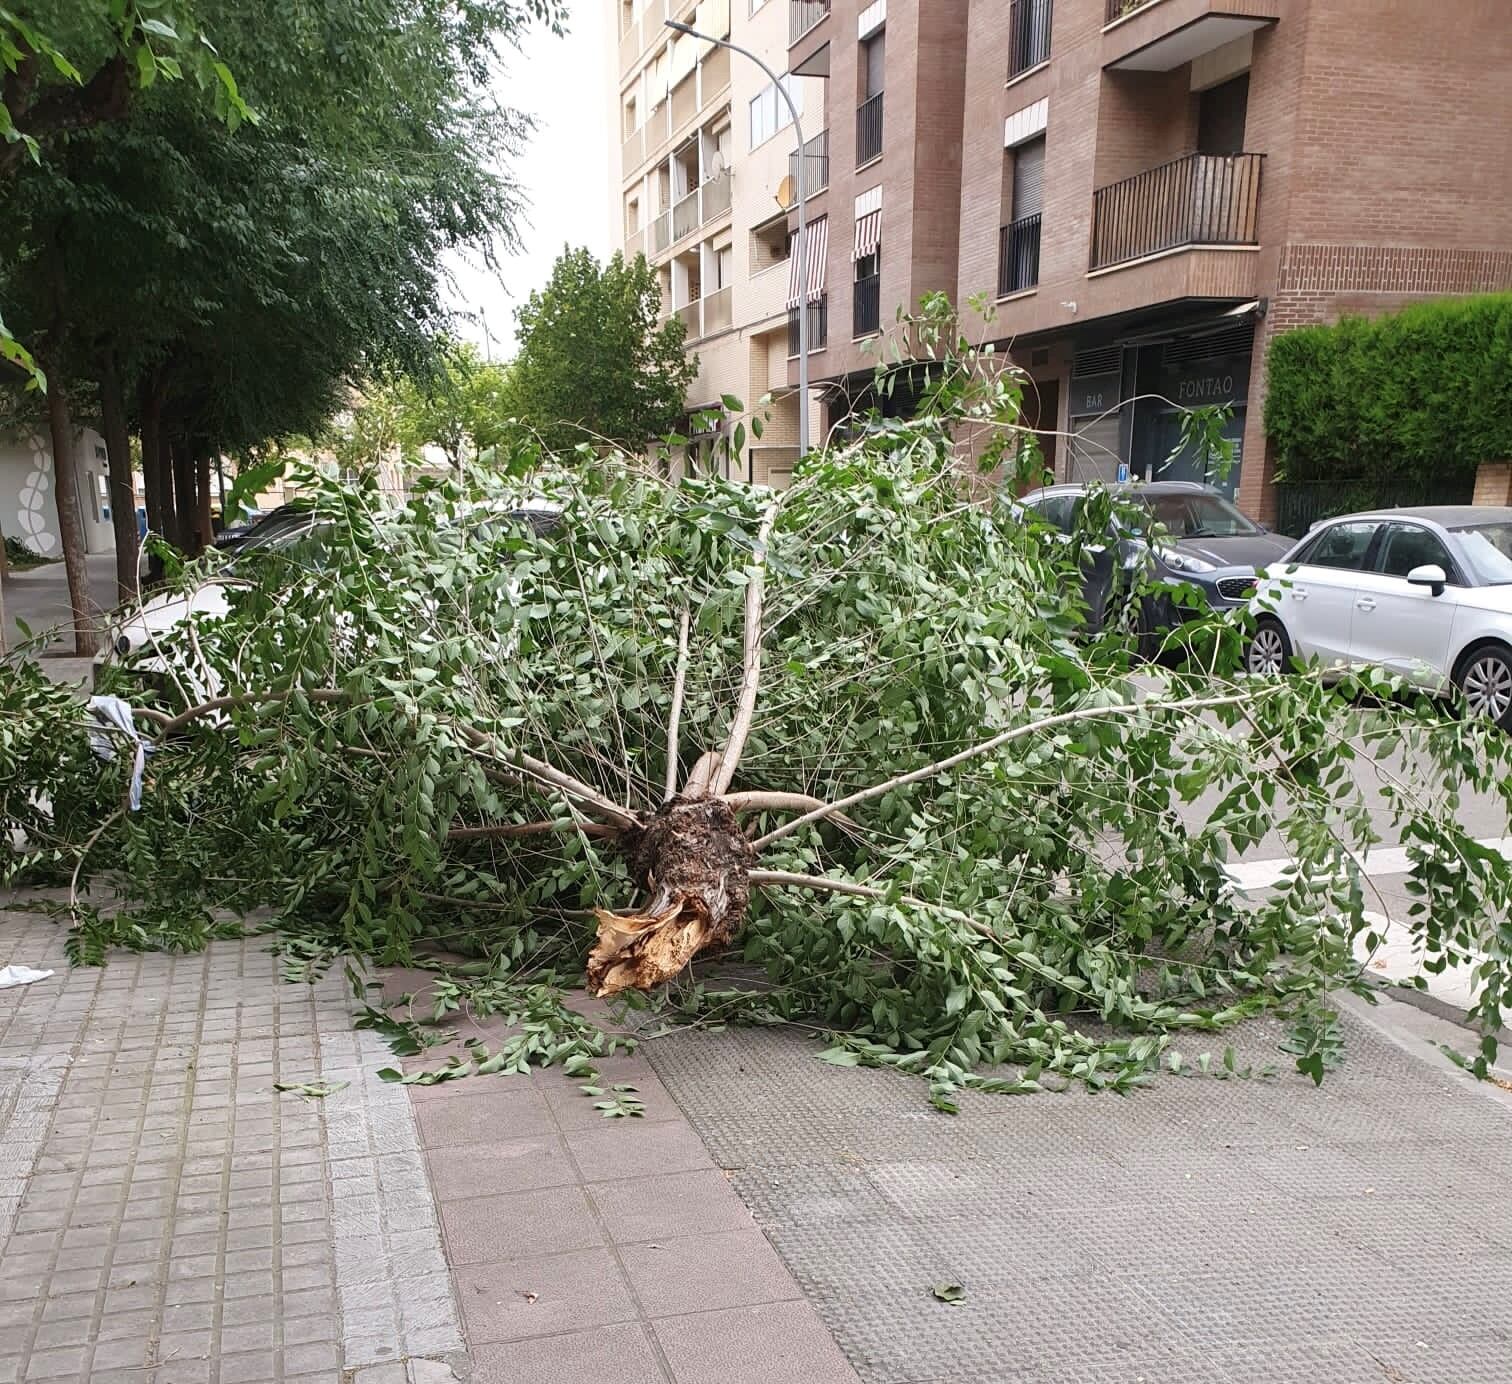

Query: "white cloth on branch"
<box><xmin>87</xmin><ymin>695</ymin><xmax>152</xmax><ymax>812</ymax></box>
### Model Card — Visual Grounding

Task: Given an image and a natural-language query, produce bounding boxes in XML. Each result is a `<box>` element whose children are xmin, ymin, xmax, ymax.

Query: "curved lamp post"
<box><xmin>665</xmin><ymin>19</ymin><xmax>809</xmax><ymax>461</ymax></box>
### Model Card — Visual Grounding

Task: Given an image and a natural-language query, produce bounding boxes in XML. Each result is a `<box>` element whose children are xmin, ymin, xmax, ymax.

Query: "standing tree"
<box><xmin>508</xmin><ymin>248</ymin><xmax>697</xmax><ymax>451</ymax></box>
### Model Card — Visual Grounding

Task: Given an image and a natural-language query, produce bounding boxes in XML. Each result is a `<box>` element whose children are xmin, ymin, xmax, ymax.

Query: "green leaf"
<box><xmin>932</xmin><ymin>1283</ymin><xmax>966</xmax><ymax>1305</ymax></box>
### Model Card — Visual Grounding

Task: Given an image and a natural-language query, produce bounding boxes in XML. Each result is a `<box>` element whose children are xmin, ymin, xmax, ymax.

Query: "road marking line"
<box><xmin>1225</xmin><ymin>836</ymin><xmax>1512</xmax><ymax>892</ymax></box>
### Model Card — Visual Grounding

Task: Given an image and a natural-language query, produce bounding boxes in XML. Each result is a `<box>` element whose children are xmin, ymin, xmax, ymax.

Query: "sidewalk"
<box><xmin>4</xmin><ymin>890</ymin><xmax>1511</xmax><ymax>1383</ymax></box>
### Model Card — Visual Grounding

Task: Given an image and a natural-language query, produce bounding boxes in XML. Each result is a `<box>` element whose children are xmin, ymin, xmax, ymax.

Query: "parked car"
<box><xmin>93</xmin><ymin>504</ymin><xmax>561</xmax><ymax>699</ymax></box>
<box><xmin>1247</xmin><ymin>506</ymin><xmax>1512</xmax><ymax>728</ymax></box>
<box><xmin>1018</xmin><ymin>480</ymin><xmax>1294</xmax><ymax>637</ymax></box>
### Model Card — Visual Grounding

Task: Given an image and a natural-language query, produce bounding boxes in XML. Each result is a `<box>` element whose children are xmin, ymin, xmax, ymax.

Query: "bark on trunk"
<box><xmin>171</xmin><ymin>437</ymin><xmax>197</xmax><ymax>555</ymax></box>
<box><xmin>99</xmin><ymin>352</ymin><xmax>139</xmax><ymax>604</ymax></box>
<box><xmin>587</xmin><ymin>797</ymin><xmax>755</xmax><ymax>996</ymax></box>
<box><xmin>138</xmin><ymin>375</ymin><xmax>168</xmax><ymax>580</ymax></box>
<box><xmin>0</xmin><ymin>524</ymin><xmax>8</xmax><ymax>655</ymax></box>
<box><xmin>44</xmin><ymin>382</ymin><xmax>99</xmax><ymax>657</ymax></box>
<box><xmin>195</xmin><ymin>447</ymin><xmax>213</xmax><ymax>553</ymax></box>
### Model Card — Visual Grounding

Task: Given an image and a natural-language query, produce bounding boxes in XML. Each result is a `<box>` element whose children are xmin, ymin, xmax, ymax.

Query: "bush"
<box><xmin>1265</xmin><ymin>293</ymin><xmax>1512</xmax><ymax>484</ymax></box>
<box><xmin>3</xmin><ymin>535</ymin><xmax>53</xmax><ymax>569</ymax></box>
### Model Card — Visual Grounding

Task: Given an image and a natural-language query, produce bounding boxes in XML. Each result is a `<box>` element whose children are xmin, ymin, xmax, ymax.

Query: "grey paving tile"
<box><xmin>622</xmin><ymin>1229</ymin><xmax>804</xmax><ymax>1319</ymax></box>
<box><xmin>589</xmin><ymin>1170</ymin><xmax>754</xmax><ymax>1245</ymax></box>
<box><xmin>566</xmin><ymin>1119</ymin><xmax>716</xmax><ymax>1184</ymax></box>
<box><xmin>413</xmin><ymin>1089</ymin><xmax>556</xmax><ymax>1147</ymax></box>
<box><xmin>454</xmin><ymin>1248</ymin><xmax>638</xmax><ymax>1343</ymax></box>
<box><xmin>424</xmin><ymin>1136</ymin><xmax>575</xmax><ymax>1200</ymax></box>
<box><xmin>470</xmin><ymin>1322</ymin><xmax>668</xmax><ymax>1384</ymax></box>
<box><xmin>439</xmin><ymin>1185</ymin><xmax>604</xmax><ymax>1264</ymax></box>
<box><xmin>652</xmin><ymin>1301</ymin><xmax>859</xmax><ymax>1384</ymax></box>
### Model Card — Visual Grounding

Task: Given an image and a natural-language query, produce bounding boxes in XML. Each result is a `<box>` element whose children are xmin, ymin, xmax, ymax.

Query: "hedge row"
<box><xmin>1264</xmin><ymin>293</ymin><xmax>1512</xmax><ymax>484</ymax></box>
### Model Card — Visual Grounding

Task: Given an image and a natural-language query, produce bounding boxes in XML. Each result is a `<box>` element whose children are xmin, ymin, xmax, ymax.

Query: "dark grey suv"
<box><xmin>1019</xmin><ymin>480</ymin><xmax>1294</xmax><ymax>636</ymax></box>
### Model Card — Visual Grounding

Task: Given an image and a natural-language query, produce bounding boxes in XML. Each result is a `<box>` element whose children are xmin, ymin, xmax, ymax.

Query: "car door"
<box><xmin>1347</xmin><ymin>522</ymin><xmax>1460</xmax><ymax>687</ymax></box>
<box><xmin>1280</xmin><ymin>520</ymin><xmax>1381</xmax><ymax>666</ymax></box>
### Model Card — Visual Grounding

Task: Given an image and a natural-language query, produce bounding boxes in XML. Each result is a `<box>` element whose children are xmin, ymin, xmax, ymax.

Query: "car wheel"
<box><xmin>1455</xmin><ymin>644</ymin><xmax>1512</xmax><ymax>730</ymax></box>
<box><xmin>1247</xmin><ymin>617</ymin><xmax>1291</xmax><ymax>677</ymax></box>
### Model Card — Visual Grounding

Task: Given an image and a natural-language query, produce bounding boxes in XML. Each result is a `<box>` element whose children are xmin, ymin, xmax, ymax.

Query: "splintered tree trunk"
<box><xmin>44</xmin><ymin>380</ymin><xmax>99</xmax><ymax>657</ymax></box>
<box><xmin>99</xmin><ymin>352</ymin><xmax>140</xmax><ymax>604</ymax></box>
<box><xmin>586</xmin><ymin>796</ymin><xmax>756</xmax><ymax>997</ymax></box>
<box><xmin>172</xmin><ymin>438</ymin><xmax>197</xmax><ymax>555</ymax></box>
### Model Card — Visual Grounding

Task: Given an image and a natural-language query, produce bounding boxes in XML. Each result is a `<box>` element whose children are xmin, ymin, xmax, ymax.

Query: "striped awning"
<box><xmin>785</xmin><ymin>216</ymin><xmax>828</xmax><ymax>308</ymax></box>
<box><xmin>853</xmin><ymin>209</ymin><xmax>881</xmax><ymax>260</ymax></box>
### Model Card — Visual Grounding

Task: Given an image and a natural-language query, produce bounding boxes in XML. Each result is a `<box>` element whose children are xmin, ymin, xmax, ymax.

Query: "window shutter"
<box><xmin>1012</xmin><ymin>138</ymin><xmax>1045</xmax><ymax>220</ymax></box>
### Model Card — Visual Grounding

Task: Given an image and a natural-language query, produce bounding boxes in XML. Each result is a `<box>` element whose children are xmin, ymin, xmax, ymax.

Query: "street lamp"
<box><xmin>665</xmin><ymin>19</ymin><xmax>809</xmax><ymax>461</ymax></box>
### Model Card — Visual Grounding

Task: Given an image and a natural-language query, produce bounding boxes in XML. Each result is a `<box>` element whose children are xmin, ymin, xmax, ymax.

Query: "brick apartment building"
<box><xmin>614</xmin><ymin>0</ymin><xmax>1512</xmax><ymax>520</ymax></box>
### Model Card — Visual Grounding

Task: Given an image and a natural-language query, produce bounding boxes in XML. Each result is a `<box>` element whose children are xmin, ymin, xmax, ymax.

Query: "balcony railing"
<box><xmin>671</xmin><ymin>286</ymin><xmax>734</xmax><ymax>342</ymax></box>
<box><xmin>1090</xmin><ymin>151</ymin><xmax>1264</xmax><ymax>270</ymax></box>
<box><xmin>701</xmin><ymin>168</ymin><xmax>732</xmax><ymax>220</ymax></box>
<box><xmin>856</xmin><ymin>92</ymin><xmax>884</xmax><ymax>167</ymax></box>
<box><xmin>652</xmin><ymin>209</ymin><xmax>672</xmax><ymax>255</ymax></box>
<box><xmin>787</xmin><ymin>296</ymin><xmax>828</xmax><ymax>355</ymax></box>
<box><xmin>853</xmin><ymin>273</ymin><xmax>881</xmax><ymax>337</ymax></box>
<box><xmin>998</xmin><ymin>214</ymin><xmax>1042</xmax><ymax>295</ymax></box>
<box><xmin>672</xmin><ymin>187</ymin><xmax>701</xmax><ymax>242</ymax></box>
<box><xmin>789</xmin><ymin>129</ymin><xmax>830</xmax><ymax>197</ymax></box>
<box><xmin>1105</xmin><ymin>0</ymin><xmax>1154</xmax><ymax>22</ymax></box>
<box><xmin>625</xmin><ymin>226</ymin><xmax>647</xmax><ymax>262</ymax></box>
<box><xmin>1007</xmin><ymin>0</ymin><xmax>1053</xmax><ymax>78</ymax></box>
<box><xmin>790</xmin><ymin>0</ymin><xmax>829</xmax><ymax>43</ymax></box>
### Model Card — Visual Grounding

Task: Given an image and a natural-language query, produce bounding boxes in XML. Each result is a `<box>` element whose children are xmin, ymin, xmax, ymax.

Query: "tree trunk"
<box><xmin>195</xmin><ymin>446</ymin><xmax>213</xmax><ymax>553</ymax></box>
<box><xmin>586</xmin><ymin>797</ymin><xmax>754</xmax><ymax>996</ymax></box>
<box><xmin>138</xmin><ymin>374</ymin><xmax>168</xmax><ymax>580</ymax></box>
<box><xmin>0</xmin><ymin>522</ymin><xmax>9</xmax><ymax>655</ymax></box>
<box><xmin>44</xmin><ymin>381</ymin><xmax>99</xmax><ymax>657</ymax></box>
<box><xmin>99</xmin><ymin>351</ymin><xmax>139</xmax><ymax>604</ymax></box>
<box><xmin>172</xmin><ymin>437</ymin><xmax>197</xmax><ymax>555</ymax></box>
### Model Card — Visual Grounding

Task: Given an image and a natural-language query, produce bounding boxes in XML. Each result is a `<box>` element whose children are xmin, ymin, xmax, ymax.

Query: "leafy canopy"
<box><xmin>508</xmin><ymin>247</ymin><xmax>698</xmax><ymax>451</ymax></box>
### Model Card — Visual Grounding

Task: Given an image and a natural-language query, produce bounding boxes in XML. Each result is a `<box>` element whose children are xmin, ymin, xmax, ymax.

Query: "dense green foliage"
<box><xmin>508</xmin><ymin>247</ymin><xmax>698</xmax><ymax>451</ymax></box>
<box><xmin>4</xmin><ymin>327</ymin><xmax>1511</xmax><ymax>1102</ymax></box>
<box><xmin>1266</xmin><ymin>294</ymin><xmax>1512</xmax><ymax>484</ymax></box>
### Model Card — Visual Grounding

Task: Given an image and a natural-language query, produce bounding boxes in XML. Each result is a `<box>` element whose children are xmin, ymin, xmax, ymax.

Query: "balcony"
<box><xmin>625</xmin><ymin>226</ymin><xmax>647</xmax><ymax>262</ymax></box>
<box><xmin>856</xmin><ymin>92</ymin><xmax>883</xmax><ymax>167</ymax></box>
<box><xmin>1007</xmin><ymin>0</ymin><xmax>1053</xmax><ymax>79</ymax></box>
<box><xmin>702</xmin><ymin>167</ymin><xmax>732</xmax><ymax>220</ymax></box>
<box><xmin>1102</xmin><ymin>0</ymin><xmax>1277</xmax><ymax>71</ymax></box>
<box><xmin>789</xmin><ymin>129</ymin><xmax>830</xmax><ymax>198</ymax></box>
<box><xmin>853</xmin><ymin>271</ymin><xmax>881</xmax><ymax>338</ymax></box>
<box><xmin>651</xmin><ymin>170</ymin><xmax>734</xmax><ymax>261</ymax></box>
<box><xmin>787</xmin><ymin>296</ymin><xmax>828</xmax><ymax>355</ymax></box>
<box><xmin>790</xmin><ymin>0</ymin><xmax>829</xmax><ymax>44</ymax></box>
<box><xmin>676</xmin><ymin>286</ymin><xmax>734</xmax><ymax>342</ymax></box>
<box><xmin>652</xmin><ymin>209</ymin><xmax>673</xmax><ymax>255</ymax></box>
<box><xmin>1090</xmin><ymin>151</ymin><xmax>1263</xmax><ymax>270</ymax></box>
<box><xmin>998</xmin><ymin>213</ymin><xmax>1042</xmax><ymax>295</ymax></box>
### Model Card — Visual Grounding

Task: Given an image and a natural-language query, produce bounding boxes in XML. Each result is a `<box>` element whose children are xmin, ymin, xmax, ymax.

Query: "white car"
<box><xmin>1248</xmin><ymin>506</ymin><xmax>1512</xmax><ymax>727</ymax></box>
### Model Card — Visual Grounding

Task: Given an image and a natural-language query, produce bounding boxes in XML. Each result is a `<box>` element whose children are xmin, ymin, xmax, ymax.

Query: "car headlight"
<box><xmin>1159</xmin><ymin>548</ymin><xmax>1216</xmax><ymax>574</ymax></box>
<box><xmin>114</xmin><ymin>633</ymin><xmax>132</xmax><ymax>657</ymax></box>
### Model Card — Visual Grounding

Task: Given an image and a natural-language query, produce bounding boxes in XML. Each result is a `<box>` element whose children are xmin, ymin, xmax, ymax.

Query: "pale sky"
<box><xmin>445</xmin><ymin>1</ymin><xmax>614</xmax><ymax>359</ymax></box>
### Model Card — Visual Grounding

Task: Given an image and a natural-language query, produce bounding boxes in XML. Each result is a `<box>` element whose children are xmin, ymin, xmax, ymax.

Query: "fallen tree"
<box><xmin>3</xmin><ymin>319</ymin><xmax>1511</xmax><ymax>1101</ymax></box>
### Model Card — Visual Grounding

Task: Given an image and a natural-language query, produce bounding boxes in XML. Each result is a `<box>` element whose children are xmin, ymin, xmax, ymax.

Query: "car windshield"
<box><xmin>1452</xmin><ymin>522</ymin><xmax>1512</xmax><ymax>585</ymax></box>
<box><xmin>234</xmin><ymin>508</ymin><xmax>317</xmax><ymax>551</ymax></box>
<box><xmin>1136</xmin><ymin>492</ymin><xmax>1260</xmax><ymax>540</ymax></box>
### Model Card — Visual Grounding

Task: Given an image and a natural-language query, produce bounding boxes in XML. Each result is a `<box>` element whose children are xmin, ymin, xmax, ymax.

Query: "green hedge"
<box><xmin>1265</xmin><ymin>293</ymin><xmax>1512</xmax><ymax>484</ymax></box>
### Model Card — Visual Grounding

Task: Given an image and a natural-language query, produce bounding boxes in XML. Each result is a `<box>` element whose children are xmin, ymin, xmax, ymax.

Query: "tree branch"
<box><xmin>748</xmin><ymin>869</ymin><xmax>987</xmax><ymax>934</ymax></box>
<box><xmin>722</xmin><ymin>792</ymin><xmax>860</xmax><ymax>836</ymax></box>
<box><xmin>683</xmin><ymin>748</ymin><xmax>722</xmax><ymax>798</ymax></box>
<box><xmin>664</xmin><ymin>606</ymin><xmax>690</xmax><ymax>802</ymax></box>
<box><xmin>750</xmin><ymin>689</ymin><xmax>1266</xmax><ymax>851</ymax></box>
<box><xmin>711</xmin><ymin>495</ymin><xmax>784</xmax><ymax>797</ymax></box>
<box><xmin>447</xmin><ymin>820</ymin><xmax>617</xmax><ymax>842</ymax></box>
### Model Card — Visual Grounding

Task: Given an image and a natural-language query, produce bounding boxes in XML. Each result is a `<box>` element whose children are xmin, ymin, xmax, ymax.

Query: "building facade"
<box><xmin>1</xmin><ymin>428</ymin><xmax>117</xmax><ymax>559</ymax></box>
<box><xmin>616</xmin><ymin>0</ymin><xmax>1512</xmax><ymax>517</ymax></box>
<box><xmin>613</xmin><ymin>0</ymin><xmax>826</xmax><ymax>486</ymax></box>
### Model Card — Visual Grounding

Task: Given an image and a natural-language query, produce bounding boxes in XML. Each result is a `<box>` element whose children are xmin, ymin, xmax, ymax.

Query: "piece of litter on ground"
<box><xmin>519</xmin><ymin>1291</ymin><xmax>538</xmax><ymax>1304</ymax></box>
<box><xmin>272</xmin><ymin>1079</ymin><xmax>349</xmax><ymax>1099</ymax></box>
<box><xmin>0</xmin><ymin>965</ymin><xmax>55</xmax><ymax>989</ymax></box>
<box><xmin>931</xmin><ymin>1283</ymin><xmax>966</xmax><ymax>1305</ymax></box>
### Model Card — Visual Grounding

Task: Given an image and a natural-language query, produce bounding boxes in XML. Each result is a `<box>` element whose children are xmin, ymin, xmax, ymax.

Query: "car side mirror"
<box><xmin>1407</xmin><ymin>563</ymin><xmax>1447</xmax><ymax>596</ymax></box>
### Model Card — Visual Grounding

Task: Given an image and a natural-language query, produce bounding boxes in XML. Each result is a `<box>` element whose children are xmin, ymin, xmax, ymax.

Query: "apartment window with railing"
<box><xmin>788</xmin><ymin>296</ymin><xmax>828</xmax><ymax>355</ymax></box>
<box><xmin>1007</xmin><ymin>0</ymin><xmax>1052</xmax><ymax>79</ymax></box>
<box><xmin>856</xmin><ymin>29</ymin><xmax>884</xmax><ymax>166</ymax></box>
<box><xmin>999</xmin><ymin>135</ymin><xmax>1044</xmax><ymax>295</ymax></box>
<box><xmin>790</xmin><ymin>0</ymin><xmax>829</xmax><ymax>43</ymax></box>
<box><xmin>852</xmin><ymin>249</ymin><xmax>881</xmax><ymax>337</ymax></box>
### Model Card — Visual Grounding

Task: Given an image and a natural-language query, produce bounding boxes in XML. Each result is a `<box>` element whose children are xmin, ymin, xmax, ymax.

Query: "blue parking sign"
<box><xmin>1115</xmin><ymin>462</ymin><xmax>1129</xmax><ymax>483</ymax></box>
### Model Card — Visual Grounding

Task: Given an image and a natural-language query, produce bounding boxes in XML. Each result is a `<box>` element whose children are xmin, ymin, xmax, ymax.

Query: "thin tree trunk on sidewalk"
<box><xmin>139</xmin><ymin>374</ymin><xmax>168</xmax><ymax>581</ymax></box>
<box><xmin>172</xmin><ymin>437</ymin><xmax>196</xmax><ymax>555</ymax></box>
<box><xmin>0</xmin><ymin>524</ymin><xmax>9</xmax><ymax>655</ymax></box>
<box><xmin>45</xmin><ymin>379</ymin><xmax>99</xmax><ymax>657</ymax></box>
<box><xmin>195</xmin><ymin>446</ymin><xmax>212</xmax><ymax>553</ymax></box>
<box><xmin>99</xmin><ymin>351</ymin><xmax>140</xmax><ymax>604</ymax></box>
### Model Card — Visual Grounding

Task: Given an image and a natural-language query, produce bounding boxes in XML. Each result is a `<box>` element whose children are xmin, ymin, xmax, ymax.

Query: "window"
<box><xmin>714</xmin><ymin>244</ymin><xmax>734</xmax><ymax>290</ymax></box>
<box><xmin>749</xmin><ymin>75</ymin><xmax>802</xmax><ymax>149</ymax></box>
<box><xmin>751</xmin><ymin>218</ymin><xmax>792</xmax><ymax>272</ymax></box>
<box><xmin>1377</xmin><ymin>524</ymin><xmax>1457</xmax><ymax>582</ymax></box>
<box><xmin>1025</xmin><ymin>493</ymin><xmax>1077</xmax><ymax>534</ymax></box>
<box><xmin>863</xmin><ymin>30</ymin><xmax>885</xmax><ymax>99</ymax></box>
<box><xmin>1001</xmin><ymin>135</ymin><xmax>1045</xmax><ymax>294</ymax></box>
<box><xmin>1007</xmin><ymin>0</ymin><xmax>1053</xmax><ymax>78</ymax></box>
<box><xmin>1453</xmin><ymin>522</ymin><xmax>1512</xmax><ymax>585</ymax></box>
<box><xmin>856</xmin><ymin>30</ymin><xmax>884</xmax><ymax>165</ymax></box>
<box><xmin>853</xmin><ymin>248</ymin><xmax>880</xmax><ymax>336</ymax></box>
<box><xmin>1297</xmin><ymin>521</ymin><xmax>1380</xmax><ymax>571</ymax></box>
